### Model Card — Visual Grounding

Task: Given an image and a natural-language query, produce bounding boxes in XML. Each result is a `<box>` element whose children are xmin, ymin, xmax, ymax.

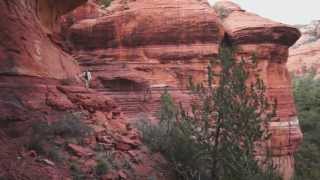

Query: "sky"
<box><xmin>208</xmin><ymin>0</ymin><xmax>320</xmax><ymax>25</ymax></box>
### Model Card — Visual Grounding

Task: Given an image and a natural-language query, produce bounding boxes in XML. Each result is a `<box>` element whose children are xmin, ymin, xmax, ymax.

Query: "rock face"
<box><xmin>0</xmin><ymin>1</ymin><xmax>164</xmax><ymax>179</ymax></box>
<box><xmin>67</xmin><ymin>0</ymin><xmax>224</xmax><ymax>121</ymax></box>
<box><xmin>214</xmin><ymin>1</ymin><xmax>302</xmax><ymax>179</ymax></box>
<box><xmin>60</xmin><ymin>0</ymin><xmax>106</xmax><ymax>35</ymax></box>
<box><xmin>64</xmin><ymin>0</ymin><xmax>303</xmax><ymax>179</ymax></box>
<box><xmin>0</xmin><ymin>0</ymin><xmax>303</xmax><ymax>179</ymax></box>
<box><xmin>288</xmin><ymin>20</ymin><xmax>320</xmax><ymax>76</ymax></box>
<box><xmin>0</xmin><ymin>0</ymin><xmax>85</xmax><ymax>79</ymax></box>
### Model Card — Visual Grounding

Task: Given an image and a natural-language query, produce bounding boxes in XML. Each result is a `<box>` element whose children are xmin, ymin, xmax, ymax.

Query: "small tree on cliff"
<box><xmin>139</xmin><ymin>46</ymin><xmax>280</xmax><ymax>180</ymax></box>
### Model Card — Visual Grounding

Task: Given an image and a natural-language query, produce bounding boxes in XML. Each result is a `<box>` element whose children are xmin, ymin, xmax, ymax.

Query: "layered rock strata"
<box><xmin>67</xmin><ymin>0</ymin><xmax>225</xmax><ymax>121</ymax></box>
<box><xmin>0</xmin><ymin>0</ymin><xmax>304</xmax><ymax>179</ymax></box>
<box><xmin>0</xmin><ymin>0</ymin><xmax>164</xmax><ymax>179</ymax></box>
<box><xmin>65</xmin><ymin>0</ymin><xmax>303</xmax><ymax>179</ymax></box>
<box><xmin>214</xmin><ymin>1</ymin><xmax>303</xmax><ymax>179</ymax></box>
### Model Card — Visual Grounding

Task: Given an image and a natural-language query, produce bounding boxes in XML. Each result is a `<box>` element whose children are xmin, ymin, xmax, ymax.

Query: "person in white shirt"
<box><xmin>81</xmin><ymin>70</ymin><xmax>92</xmax><ymax>88</ymax></box>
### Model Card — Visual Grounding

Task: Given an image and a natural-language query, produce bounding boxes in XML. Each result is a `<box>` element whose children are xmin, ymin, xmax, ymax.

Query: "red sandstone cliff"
<box><xmin>63</xmin><ymin>0</ymin><xmax>302</xmax><ymax>179</ymax></box>
<box><xmin>214</xmin><ymin>2</ymin><xmax>302</xmax><ymax>179</ymax></box>
<box><xmin>66</xmin><ymin>0</ymin><xmax>225</xmax><ymax>123</ymax></box>
<box><xmin>288</xmin><ymin>20</ymin><xmax>320</xmax><ymax>77</ymax></box>
<box><xmin>0</xmin><ymin>0</ymin><xmax>85</xmax><ymax>79</ymax></box>
<box><xmin>0</xmin><ymin>1</ymin><xmax>164</xmax><ymax>179</ymax></box>
<box><xmin>0</xmin><ymin>0</ymin><xmax>303</xmax><ymax>179</ymax></box>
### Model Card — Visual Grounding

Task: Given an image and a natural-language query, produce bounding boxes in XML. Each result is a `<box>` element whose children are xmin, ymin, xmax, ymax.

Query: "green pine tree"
<box><xmin>139</xmin><ymin>46</ymin><xmax>281</xmax><ymax>180</ymax></box>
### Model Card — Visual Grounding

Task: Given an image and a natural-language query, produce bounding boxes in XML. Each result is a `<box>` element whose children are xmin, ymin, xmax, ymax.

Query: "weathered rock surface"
<box><xmin>214</xmin><ymin>1</ymin><xmax>302</xmax><ymax>179</ymax></box>
<box><xmin>63</xmin><ymin>0</ymin><xmax>303</xmax><ymax>179</ymax></box>
<box><xmin>0</xmin><ymin>0</ymin><xmax>165</xmax><ymax>179</ymax></box>
<box><xmin>60</xmin><ymin>0</ymin><xmax>107</xmax><ymax>35</ymax></box>
<box><xmin>288</xmin><ymin>20</ymin><xmax>320</xmax><ymax>76</ymax></box>
<box><xmin>0</xmin><ymin>0</ymin><xmax>84</xmax><ymax>79</ymax></box>
<box><xmin>66</xmin><ymin>0</ymin><xmax>224</xmax><ymax>123</ymax></box>
<box><xmin>0</xmin><ymin>0</ymin><xmax>304</xmax><ymax>179</ymax></box>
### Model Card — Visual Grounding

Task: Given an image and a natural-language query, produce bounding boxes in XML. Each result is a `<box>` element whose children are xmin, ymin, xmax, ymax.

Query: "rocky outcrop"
<box><xmin>214</xmin><ymin>1</ymin><xmax>302</xmax><ymax>179</ymax></box>
<box><xmin>0</xmin><ymin>0</ymin><xmax>84</xmax><ymax>79</ymax></box>
<box><xmin>288</xmin><ymin>20</ymin><xmax>320</xmax><ymax>76</ymax></box>
<box><xmin>67</xmin><ymin>0</ymin><xmax>224</xmax><ymax>121</ymax></box>
<box><xmin>0</xmin><ymin>82</ymin><xmax>164</xmax><ymax>179</ymax></box>
<box><xmin>60</xmin><ymin>0</ymin><xmax>107</xmax><ymax>35</ymax></box>
<box><xmin>0</xmin><ymin>0</ymin><xmax>164</xmax><ymax>179</ymax></box>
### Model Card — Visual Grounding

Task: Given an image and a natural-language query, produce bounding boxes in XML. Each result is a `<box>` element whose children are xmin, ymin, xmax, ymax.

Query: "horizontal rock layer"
<box><xmin>0</xmin><ymin>0</ymin><xmax>304</xmax><ymax>179</ymax></box>
<box><xmin>68</xmin><ymin>0</ymin><xmax>224</xmax><ymax>50</ymax></box>
<box><xmin>0</xmin><ymin>1</ymin><xmax>164</xmax><ymax>179</ymax></box>
<box><xmin>66</xmin><ymin>0</ymin><xmax>224</xmax><ymax>125</ymax></box>
<box><xmin>214</xmin><ymin>1</ymin><xmax>300</xmax><ymax>46</ymax></box>
<box><xmin>215</xmin><ymin>1</ymin><xmax>302</xmax><ymax>179</ymax></box>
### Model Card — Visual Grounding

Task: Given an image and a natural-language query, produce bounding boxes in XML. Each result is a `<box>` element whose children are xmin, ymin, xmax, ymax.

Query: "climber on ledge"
<box><xmin>80</xmin><ymin>70</ymin><xmax>92</xmax><ymax>88</ymax></box>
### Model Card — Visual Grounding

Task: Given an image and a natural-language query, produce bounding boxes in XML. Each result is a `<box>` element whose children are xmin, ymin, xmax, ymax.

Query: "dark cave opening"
<box><xmin>100</xmin><ymin>77</ymin><xmax>148</xmax><ymax>91</ymax></box>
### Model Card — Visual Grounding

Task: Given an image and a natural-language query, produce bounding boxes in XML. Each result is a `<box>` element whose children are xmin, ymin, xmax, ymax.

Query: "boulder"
<box><xmin>67</xmin><ymin>143</ymin><xmax>94</xmax><ymax>157</ymax></box>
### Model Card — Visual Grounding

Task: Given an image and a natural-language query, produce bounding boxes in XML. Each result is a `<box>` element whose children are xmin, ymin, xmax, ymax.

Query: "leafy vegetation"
<box><xmin>27</xmin><ymin>112</ymin><xmax>92</xmax><ymax>161</ymax></box>
<box><xmin>139</xmin><ymin>47</ymin><xmax>280</xmax><ymax>180</ymax></box>
<box><xmin>213</xmin><ymin>5</ymin><xmax>232</xmax><ymax>19</ymax></box>
<box><xmin>30</xmin><ymin>112</ymin><xmax>91</xmax><ymax>140</ymax></box>
<box><xmin>95</xmin><ymin>159</ymin><xmax>109</xmax><ymax>176</ymax></box>
<box><xmin>293</xmin><ymin>69</ymin><xmax>320</xmax><ymax>180</ymax></box>
<box><xmin>70</xmin><ymin>163</ymin><xmax>88</xmax><ymax>180</ymax></box>
<box><xmin>100</xmin><ymin>0</ymin><xmax>113</xmax><ymax>7</ymax></box>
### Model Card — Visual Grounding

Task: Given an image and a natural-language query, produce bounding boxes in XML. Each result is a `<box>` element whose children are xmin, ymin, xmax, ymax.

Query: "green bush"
<box><xmin>95</xmin><ymin>160</ymin><xmax>109</xmax><ymax>176</ymax></box>
<box><xmin>139</xmin><ymin>47</ymin><xmax>280</xmax><ymax>180</ymax></box>
<box><xmin>293</xmin><ymin>70</ymin><xmax>320</xmax><ymax>180</ymax></box>
<box><xmin>47</xmin><ymin>147</ymin><xmax>65</xmax><ymax>163</ymax></box>
<box><xmin>27</xmin><ymin>113</ymin><xmax>91</xmax><ymax>159</ymax></box>
<box><xmin>50</xmin><ymin>114</ymin><xmax>92</xmax><ymax>138</ymax></box>
<box><xmin>213</xmin><ymin>5</ymin><xmax>232</xmax><ymax>19</ymax></box>
<box><xmin>100</xmin><ymin>0</ymin><xmax>113</xmax><ymax>7</ymax></box>
<box><xmin>27</xmin><ymin>138</ymin><xmax>46</xmax><ymax>154</ymax></box>
<box><xmin>70</xmin><ymin>163</ymin><xmax>87</xmax><ymax>180</ymax></box>
<box><xmin>30</xmin><ymin>113</ymin><xmax>91</xmax><ymax>140</ymax></box>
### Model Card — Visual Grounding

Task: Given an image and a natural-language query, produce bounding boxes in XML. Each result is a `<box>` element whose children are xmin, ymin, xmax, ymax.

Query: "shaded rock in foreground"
<box><xmin>0</xmin><ymin>0</ymin><xmax>165</xmax><ymax>179</ymax></box>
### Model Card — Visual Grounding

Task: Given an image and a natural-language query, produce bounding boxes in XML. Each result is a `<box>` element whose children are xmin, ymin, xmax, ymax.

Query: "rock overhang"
<box><xmin>214</xmin><ymin>0</ymin><xmax>301</xmax><ymax>46</ymax></box>
<box><xmin>68</xmin><ymin>0</ymin><xmax>225</xmax><ymax>51</ymax></box>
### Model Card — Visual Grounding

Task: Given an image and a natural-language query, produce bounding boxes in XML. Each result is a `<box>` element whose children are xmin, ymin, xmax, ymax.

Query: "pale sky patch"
<box><xmin>208</xmin><ymin>0</ymin><xmax>320</xmax><ymax>25</ymax></box>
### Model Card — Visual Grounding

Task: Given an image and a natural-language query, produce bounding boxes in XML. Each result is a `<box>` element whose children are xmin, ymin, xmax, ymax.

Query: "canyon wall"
<box><xmin>214</xmin><ymin>2</ymin><xmax>303</xmax><ymax>179</ymax></box>
<box><xmin>288</xmin><ymin>20</ymin><xmax>320</xmax><ymax>77</ymax></box>
<box><xmin>66</xmin><ymin>0</ymin><xmax>302</xmax><ymax>179</ymax></box>
<box><xmin>0</xmin><ymin>0</ymin><xmax>303</xmax><ymax>179</ymax></box>
<box><xmin>0</xmin><ymin>0</ymin><xmax>84</xmax><ymax>79</ymax></box>
<box><xmin>67</xmin><ymin>0</ymin><xmax>224</xmax><ymax>121</ymax></box>
<box><xmin>0</xmin><ymin>1</ymin><xmax>163</xmax><ymax>179</ymax></box>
